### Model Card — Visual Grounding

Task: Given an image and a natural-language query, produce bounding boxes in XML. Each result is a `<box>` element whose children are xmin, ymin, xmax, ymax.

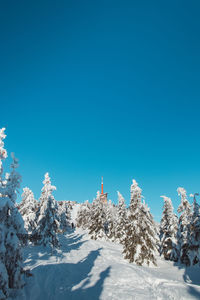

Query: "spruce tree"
<box><xmin>104</xmin><ymin>200</ymin><xmax>116</xmax><ymax>241</ymax></box>
<box><xmin>88</xmin><ymin>193</ymin><xmax>107</xmax><ymax>240</ymax></box>
<box><xmin>76</xmin><ymin>200</ymin><xmax>91</xmax><ymax>230</ymax></box>
<box><xmin>115</xmin><ymin>191</ymin><xmax>127</xmax><ymax>244</ymax></box>
<box><xmin>18</xmin><ymin>187</ymin><xmax>38</xmax><ymax>234</ymax></box>
<box><xmin>34</xmin><ymin>173</ymin><xmax>59</xmax><ymax>247</ymax></box>
<box><xmin>177</xmin><ymin>187</ymin><xmax>191</xmax><ymax>265</ymax></box>
<box><xmin>57</xmin><ymin>201</ymin><xmax>70</xmax><ymax>233</ymax></box>
<box><xmin>0</xmin><ymin>128</ymin><xmax>25</xmax><ymax>298</ymax></box>
<box><xmin>160</xmin><ymin>196</ymin><xmax>178</xmax><ymax>261</ymax></box>
<box><xmin>123</xmin><ymin>179</ymin><xmax>158</xmax><ymax>266</ymax></box>
<box><xmin>189</xmin><ymin>193</ymin><xmax>200</xmax><ymax>265</ymax></box>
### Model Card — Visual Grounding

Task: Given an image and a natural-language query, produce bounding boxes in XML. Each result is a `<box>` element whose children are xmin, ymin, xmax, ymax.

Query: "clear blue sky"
<box><xmin>1</xmin><ymin>0</ymin><xmax>200</xmax><ymax>221</ymax></box>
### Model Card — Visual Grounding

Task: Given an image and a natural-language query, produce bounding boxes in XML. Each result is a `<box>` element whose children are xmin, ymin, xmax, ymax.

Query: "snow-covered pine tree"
<box><xmin>57</xmin><ymin>201</ymin><xmax>70</xmax><ymax>233</ymax></box>
<box><xmin>177</xmin><ymin>187</ymin><xmax>191</xmax><ymax>266</ymax></box>
<box><xmin>33</xmin><ymin>173</ymin><xmax>59</xmax><ymax>247</ymax></box>
<box><xmin>189</xmin><ymin>193</ymin><xmax>200</xmax><ymax>265</ymax></box>
<box><xmin>0</xmin><ymin>128</ymin><xmax>25</xmax><ymax>298</ymax></box>
<box><xmin>160</xmin><ymin>196</ymin><xmax>178</xmax><ymax>261</ymax></box>
<box><xmin>0</xmin><ymin>127</ymin><xmax>9</xmax><ymax>299</ymax></box>
<box><xmin>115</xmin><ymin>191</ymin><xmax>127</xmax><ymax>244</ymax></box>
<box><xmin>123</xmin><ymin>179</ymin><xmax>158</xmax><ymax>266</ymax></box>
<box><xmin>104</xmin><ymin>200</ymin><xmax>116</xmax><ymax>241</ymax></box>
<box><xmin>76</xmin><ymin>200</ymin><xmax>91</xmax><ymax>230</ymax></box>
<box><xmin>88</xmin><ymin>192</ymin><xmax>107</xmax><ymax>240</ymax></box>
<box><xmin>18</xmin><ymin>187</ymin><xmax>38</xmax><ymax>234</ymax></box>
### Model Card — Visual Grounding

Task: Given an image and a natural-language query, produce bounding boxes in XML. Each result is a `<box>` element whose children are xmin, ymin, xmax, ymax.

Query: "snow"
<box><xmin>15</xmin><ymin>228</ymin><xmax>200</xmax><ymax>300</ymax></box>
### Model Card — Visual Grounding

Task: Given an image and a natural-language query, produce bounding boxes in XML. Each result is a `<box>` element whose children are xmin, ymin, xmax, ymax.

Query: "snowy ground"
<box><xmin>15</xmin><ymin>229</ymin><xmax>200</xmax><ymax>300</ymax></box>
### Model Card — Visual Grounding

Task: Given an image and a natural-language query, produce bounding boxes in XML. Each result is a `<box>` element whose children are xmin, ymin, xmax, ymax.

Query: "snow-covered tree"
<box><xmin>76</xmin><ymin>201</ymin><xmax>91</xmax><ymax>230</ymax></box>
<box><xmin>88</xmin><ymin>194</ymin><xmax>107</xmax><ymax>240</ymax></box>
<box><xmin>115</xmin><ymin>191</ymin><xmax>127</xmax><ymax>244</ymax></box>
<box><xmin>177</xmin><ymin>187</ymin><xmax>191</xmax><ymax>266</ymax></box>
<box><xmin>57</xmin><ymin>201</ymin><xmax>70</xmax><ymax>233</ymax></box>
<box><xmin>33</xmin><ymin>173</ymin><xmax>59</xmax><ymax>247</ymax></box>
<box><xmin>104</xmin><ymin>200</ymin><xmax>116</xmax><ymax>241</ymax></box>
<box><xmin>0</xmin><ymin>128</ymin><xmax>7</xmax><ymax>176</ymax></box>
<box><xmin>0</xmin><ymin>128</ymin><xmax>25</xmax><ymax>298</ymax></box>
<box><xmin>189</xmin><ymin>193</ymin><xmax>200</xmax><ymax>265</ymax></box>
<box><xmin>160</xmin><ymin>196</ymin><xmax>178</xmax><ymax>261</ymax></box>
<box><xmin>123</xmin><ymin>180</ymin><xmax>158</xmax><ymax>266</ymax></box>
<box><xmin>18</xmin><ymin>187</ymin><xmax>38</xmax><ymax>234</ymax></box>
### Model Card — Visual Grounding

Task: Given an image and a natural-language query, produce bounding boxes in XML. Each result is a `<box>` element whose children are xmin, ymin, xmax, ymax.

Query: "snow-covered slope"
<box><xmin>15</xmin><ymin>228</ymin><xmax>200</xmax><ymax>300</ymax></box>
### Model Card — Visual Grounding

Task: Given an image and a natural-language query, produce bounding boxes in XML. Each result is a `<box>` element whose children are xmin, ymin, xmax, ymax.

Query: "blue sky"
<box><xmin>1</xmin><ymin>0</ymin><xmax>200</xmax><ymax>221</ymax></box>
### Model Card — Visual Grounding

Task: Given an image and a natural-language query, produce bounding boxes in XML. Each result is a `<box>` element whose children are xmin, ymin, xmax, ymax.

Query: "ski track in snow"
<box><xmin>15</xmin><ymin>229</ymin><xmax>200</xmax><ymax>300</ymax></box>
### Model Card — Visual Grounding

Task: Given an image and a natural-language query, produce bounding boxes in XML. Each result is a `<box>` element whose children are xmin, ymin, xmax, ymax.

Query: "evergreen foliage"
<box><xmin>160</xmin><ymin>196</ymin><xmax>178</xmax><ymax>261</ymax></box>
<box><xmin>18</xmin><ymin>187</ymin><xmax>38</xmax><ymax>234</ymax></box>
<box><xmin>76</xmin><ymin>201</ymin><xmax>91</xmax><ymax>229</ymax></box>
<box><xmin>177</xmin><ymin>187</ymin><xmax>191</xmax><ymax>266</ymax></box>
<box><xmin>123</xmin><ymin>180</ymin><xmax>158</xmax><ymax>266</ymax></box>
<box><xmin>88</xmin><ymin>197</ymin><xmax>107</xmax><ymax>240</ymax></box>
<box><xmin>0</xmin><ymin>128</ymin><xmax>25</xmax><ymax>299</ymax></box>
<box><xmin>115</xmin><ymin>191</ymin><xmax>127</xmax><ymax>244</ymax></box>
<box><xmin>104</xmin><ymin>200</ymin><xmax>116</xmax><ymax>241</ymax></box>
<box><xmin>57</xmin><ymin>201</ymin><xmax>70</xmax><ymax>233</ymax></box>
<box><xmin>33</xmin><ymin>173</ymin><xmax>59</xmax><ymax>247</ymax></box>
<box><xmin>189</xmin><ymin>193</ymin><xmax>200</xmax><ymax>265</ymax></box>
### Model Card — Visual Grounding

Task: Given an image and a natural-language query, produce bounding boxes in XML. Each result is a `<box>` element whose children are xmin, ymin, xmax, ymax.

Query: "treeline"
<box><xmin>77</xmin><ymin>180</ymin><xmax>158</xmax><ymax>266</ymax></box>
<box><xmin>76</xmin><ymin>181</ymin><xmax>200</xmax><ymax>267</ymax></box>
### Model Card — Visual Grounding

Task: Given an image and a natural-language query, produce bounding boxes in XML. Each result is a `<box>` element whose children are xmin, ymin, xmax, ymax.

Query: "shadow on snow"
<box><xmin>22</xmin><ymin>232</ymin><xmax>110</xmax><ymax>300</ymax></box>
<box><xmin>23</xmin><ymin>232</ymin><xmax>86</xmax><ymax>267</ymax></box>
<box><xmin>173</xmin><ymin>262</ymin><xmax>200</xmax><ymax>298</ymax></box>
<box><xmin>24</xmin><ymin>248</ymin><xmax>110</xmax><ymax>300</ymax></box>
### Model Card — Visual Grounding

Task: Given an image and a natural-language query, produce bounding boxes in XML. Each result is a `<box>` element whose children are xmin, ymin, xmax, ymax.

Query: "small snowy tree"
<box><xmin>0</xmin><ymin>128</ymin><xmax>7</xmax><ymax>176</ymax></box>
<box><xmin>123</xmin><ymin>180</ymin><xmax>158</xmax><ymax>266</ymax></box>
<box><xmin>18</xmin><ymin>188</ymin><xmax>38</xmax><ymax>234</ymax></box>
<box><xmin>76</xmin><ymin>201</ymin><xmax>91</xmax><ymax>230</ymax></box>
<box><xmin>177</xmin><ymin>187</ymin><xmax>191</xmax><ymax>266</ymax></box>
<box><xmin>104</xmin><ymin>200</ymin><xmax>116</xmax><ymax>241</ymax></box>
<box><xmin>160</xmin><ymin>196</ymin><xmax>178</xmax><ymax>261</ymax></box>
<box><xmin>57</xmin><ymin>201</ymin><xmax>70</xmax><ymax>233</ymax></box>
<box><xmin>189</xmin><ymin>193</ymin><xmax>200</xmax><ymax>265</ymax></box>
<box><xmin>0</xmin><ymin>128</ymin><xmax>25</xmax><ymax>298</ymax></box>
<box><xmin>88</xmin><ymin>192</ymin><xmax>107</xmax><ymax>240</ymax></box>
<box><xmin>115</xmin><ymin>191</ymin><xmax>127</xmax><ymax>244</ymax></box>
<box><xmin>33</xmin><ymin>173</ymin><xmax>59</xmax><ymax>247</ymax></box>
